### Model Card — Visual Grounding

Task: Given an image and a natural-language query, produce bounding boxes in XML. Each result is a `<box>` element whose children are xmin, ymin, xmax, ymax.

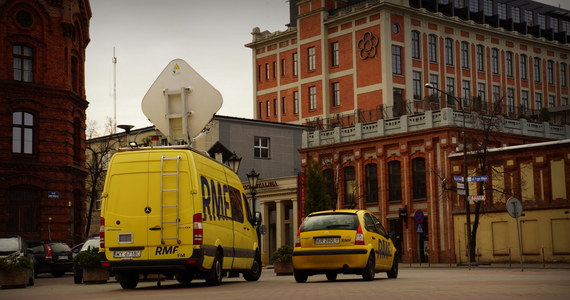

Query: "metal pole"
<box><xmin>515</xmin><ymin>215</ymin><xmax>524</xmax><ymax>272</ymax></box>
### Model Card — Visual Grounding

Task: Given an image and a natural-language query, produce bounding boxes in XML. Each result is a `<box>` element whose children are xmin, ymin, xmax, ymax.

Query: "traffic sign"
<box><xmin>416</xmin><ymin>223</ymin><xmax>424</xmax><ymax>234</ymax></box>
<box><xmin>456</xmin><ymin>182</ymin><xmax>465</xmax><ymax>189</ymax></box>
<box><xmin>507</xmin><ymin>197</ymin><xmax>523</xmax><ymax>218</ymax></box>
<box><xmin>453</xmin><ymin>176</ymin><xmax>464</xmax><ymax>182</ymax></box>
<box><xmin>468</xmin><ymin>195</ymin><xmax>486</xmax><ymax>202</ymax></box>
<box><xmin>414</xmin><ymin>210</ymin><xmax>424</xmax><ymax>224</ymax></box>
<box><xmin>468</xmin><ymin>176</ymin><xmax>488</xmax><ymax>182</ymax></box>
<box><xmin>457</xmin><ymin>189</ymin><xmax>466</xmax><ymax>195</ymax></box>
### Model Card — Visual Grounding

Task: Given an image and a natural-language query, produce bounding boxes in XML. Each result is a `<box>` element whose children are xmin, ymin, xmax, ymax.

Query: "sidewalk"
<box><xmin>400</xmin><ymin>262</ymin><xmax>570</xmax><ymax>269</ymax></box>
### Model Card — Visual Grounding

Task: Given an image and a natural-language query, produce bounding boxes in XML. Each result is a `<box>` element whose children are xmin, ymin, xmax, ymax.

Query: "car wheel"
<box><xmin>325</xmin><ymin>272</ymin><xmax>337</xmax><ymax>281</ymax></box>
<box><xmin>175</xmin><ymin>271</ymin><xmax>193</xmax><ymax>284</ymax></box>
<box><xmin>117</xmin><ymin>272</ymin><xmax>139</xmax><ymax>289</ymax></box>
<box><xmin>74</xmin><ymin>275</ymin><xmax>82</xmax><ymax>284</ymax></box>
<box><xmin>205</xmin><ymin>252</ymin><xmax>223</xmax><ymax>286</ymax></box>
<box><xmin>243</xmin><ymin>252</ymin><xmax>262</xmax><ymax>281</ymax></box>
<box><xmin>387</xmin><ymin>258</ymin><xmax>398</xmax><ymax>279</ymax></box>
<box><xmin>294</xmin><ymin>271</ymin><xmax>308</xmax><ymax>283</ymax></box>
<box><xmin>362</xmin><ymin>254</ymin><xmax>375</xmax><ymax>281</ymax></box>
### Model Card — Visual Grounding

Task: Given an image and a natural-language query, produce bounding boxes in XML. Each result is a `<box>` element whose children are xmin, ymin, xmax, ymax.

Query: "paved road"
<box><xmin>2</xmin><ymin>267</ymin><xmax>569</xmax><ymax>300</ymax></box>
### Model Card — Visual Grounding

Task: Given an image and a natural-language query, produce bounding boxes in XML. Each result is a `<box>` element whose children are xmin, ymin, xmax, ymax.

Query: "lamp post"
<box><xmin>246</xmin><ymin>169</ymin><xmax>260</xmax><ymax>214</ymax></box>
<box><xmin>425</xmin><ymin>83</ymin><xmax>472</xmax><ymax>268</ymax></box>
<box><xmin>227</xmin><ymin>152</ymin><xmax>242</xmax><ymax>174</ymax></box>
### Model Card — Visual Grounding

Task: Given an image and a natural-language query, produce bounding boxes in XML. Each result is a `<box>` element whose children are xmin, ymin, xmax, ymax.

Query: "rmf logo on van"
<box><xmin>200</xmin><ymin>175</ymin><xmax>230</xmax><ymax>221</ymax></box>
<box><xmin>155</xmin><ymin>246</ymin><xmax>179</xmax><ymax>255</ymax></box>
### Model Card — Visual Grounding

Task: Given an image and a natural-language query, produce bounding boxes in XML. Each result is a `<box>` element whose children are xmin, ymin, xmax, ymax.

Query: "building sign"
<box><xmin>243</xmin><ymin>180</ymin><xmax>278</xmax><ymax>190</ymax></box>
<box><xmin>298</xmin><ymin>173</ymin><xmax>306</xmax><ymax>225</ymax></box>
<box><xmin>48</xmin><ymin>191</ymin><xmax>59</xmax><ymax>199</ymax></box>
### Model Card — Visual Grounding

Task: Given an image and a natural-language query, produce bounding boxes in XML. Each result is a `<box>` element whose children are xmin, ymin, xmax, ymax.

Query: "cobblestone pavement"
<box><xmin>2</xmin><ymin>267</ymin><xmax>569</xmax><ymax>300</ymax></box>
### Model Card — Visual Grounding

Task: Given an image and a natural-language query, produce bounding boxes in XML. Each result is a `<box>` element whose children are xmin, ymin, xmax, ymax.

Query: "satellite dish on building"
<box><xmin>141</xmin><ymin>59</ymin><xmax>223</xmax><ymax>144</ymax></box>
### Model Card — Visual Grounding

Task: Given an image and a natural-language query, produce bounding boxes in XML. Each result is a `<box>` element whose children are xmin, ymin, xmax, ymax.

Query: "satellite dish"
<box><xmin>141</xmin><ymin>59</ymin><xmax>223</xmax><ymax>144</ymax></box>
<box><xmin>506</xmin><ymin>197</ymin><xmax>523</xmax><ymax>218</ymax></box>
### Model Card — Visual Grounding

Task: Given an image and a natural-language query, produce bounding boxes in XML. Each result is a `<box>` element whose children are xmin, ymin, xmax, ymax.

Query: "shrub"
<box><xmin>73</xmin><ymin>246</ymin><xmax>101</xmax><ymax>268</ymax></box>
<box><xmin>271</xmin><ymin>244</ymin><xmax>293</xmax><ymax>263</ymax></box>
<box><xmin>0</xmin><ymin>254</ymin><xmax>32</xmax><ymax>271</ymax></box>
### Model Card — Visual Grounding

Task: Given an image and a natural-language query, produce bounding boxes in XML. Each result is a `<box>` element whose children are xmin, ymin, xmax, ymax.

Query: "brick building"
<box><xmin>0</xmin><ymin>0</ymin><xmax>91</xmax><ymax>245</ymax></box>
<box><xmin>246</xmin><ymin>0</ymin><xmax>570</xmax><ymax>263</ymax></box>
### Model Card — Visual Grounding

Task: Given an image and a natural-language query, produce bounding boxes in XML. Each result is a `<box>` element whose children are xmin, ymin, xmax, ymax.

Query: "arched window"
<box><xmin>365</xmin><ymin>163</ymin><xmax>378</xmax><ymax>204</ymax></box>
<box><xmin>412</xmin><ymin>157</ymin><xmax>427</xmax><ymax>200</ymax></box>
<box><xmin>12</xmin><ymin>111</ymin><xmax>35</xmax><ymax>154</ymax></box>
<box><xmin>322</xmin><ymin>168</ymin><xmax>336</xmax><ymax>204</ymax></box>
<box><xmin>73</xmin><ymin>118</ymin><xmax>82</xmax><ymax>162</ymax></box>
<box><xmin>388</xmin><ymin>161</ymin><xmax>402</xmax><ymax>202</ymax></box>
<box><xmin>343</xmin><ymin>166</ymin><xmax>355</xmax><ymax>207</ymax></box>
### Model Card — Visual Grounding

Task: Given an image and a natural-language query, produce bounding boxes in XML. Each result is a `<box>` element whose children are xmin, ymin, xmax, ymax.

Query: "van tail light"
<box><xmin>355</xmin><ymin>224</ymin><xmax>365</xmax><ymax>245</ymax></box>
<box><xmin>193</xmin><ymin>213</ymin><xmax>203</xmax><ymax>245</ymax></box>
<box><xmin>295</xmin><ymin>227</ymin><xmax>301</xmax><ymax>247</ymax></box>
<box><xmin>99</xmin><ymin>217</ymin><xmax>105</xmax><ymax>249</ymax></box>
<box><xmin>45</xmin><ymin>244</ymin><xmax>53</xmax><ymax>261</ymax></box>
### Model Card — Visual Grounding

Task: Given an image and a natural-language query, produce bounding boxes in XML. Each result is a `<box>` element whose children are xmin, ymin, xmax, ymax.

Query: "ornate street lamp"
<box><xmin>425</xmin><ymin>82</ymin><xmax>472</xmax><ymax>268</ymax></box>
<box><xmin>227</xmin><ymin>152</ymin><xmax>242</xmax><ymax>174</ymax></box>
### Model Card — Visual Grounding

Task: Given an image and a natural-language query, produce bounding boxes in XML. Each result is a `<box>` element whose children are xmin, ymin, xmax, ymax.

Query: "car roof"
<box><xmin>307</xmin><ymin>209</ymin><xmax>363</xmax><ymax>216</ymax></box>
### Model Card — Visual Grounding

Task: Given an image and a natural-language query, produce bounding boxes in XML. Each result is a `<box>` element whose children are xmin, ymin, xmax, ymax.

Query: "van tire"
<box><xmin>387</xmin><ymin>258</ymin><xmax>398</xmax><ymax>279</ymax></box>
<box><xmin>243</xmin><ymin>252</ymin><xmax>262</xmax><ymax>281</ymax></box>
<box><xmin>205</xmin><ymin>252</ymin><xmax>223</xmax><ymax>286</ymax></box>
<box><xmin>294</xmin><ymin>271</ymin><xmax>308</xmax><ymax>283</ymax></box>
<box><xmin>361</xmin><ymin>254</ymin><xmax>375</xmax><ymax>281</ymax></box>
<box><xmin>117</xmin><ymin>272</ymin><xmax>139</xmax><ymax>289</ymax></box>
<box><xmin>175</xmin><ymin>271</ymin><xmax>193</xmax><ymax>284</ymax></box>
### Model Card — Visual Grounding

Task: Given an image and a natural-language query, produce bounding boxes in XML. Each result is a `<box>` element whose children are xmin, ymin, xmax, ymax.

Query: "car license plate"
<box><xmin>58</xmin><ymin>256</ymin><xmax>68</xmax><ymax>260</ymax></box>
<box><xmin>113</xmin><ymin>250</ymin><xmax>141</xmax><ymax>258</ymax></box>
<box><xmin>314</xmin><ymin>237</ymin><xmax>340</xmax><ymax>245</ymax></box>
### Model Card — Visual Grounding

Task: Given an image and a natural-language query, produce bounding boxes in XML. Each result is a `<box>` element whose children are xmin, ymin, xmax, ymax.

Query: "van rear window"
<box><xmin>300</xmin><ymin>214</ymin><xmax>358</xmax><ymax>232</ymax></box>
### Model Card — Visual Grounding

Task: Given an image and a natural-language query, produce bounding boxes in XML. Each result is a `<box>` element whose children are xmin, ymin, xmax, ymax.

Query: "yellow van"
<box><xmin>99</xmin><ymin>146</ymin><xmax>261</xmax><ymax>289</ymax></box>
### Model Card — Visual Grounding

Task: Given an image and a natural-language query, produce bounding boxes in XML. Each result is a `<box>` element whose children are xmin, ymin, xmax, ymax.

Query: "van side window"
<box><xmin>229</xmin><ymin>186</ymin><xmax>244</xmax><ymax>223</ymax></box>
<box><xmin>243</xmin><ymin>193</ymin><xmax>254</xmax><ymax>225</ymax></box>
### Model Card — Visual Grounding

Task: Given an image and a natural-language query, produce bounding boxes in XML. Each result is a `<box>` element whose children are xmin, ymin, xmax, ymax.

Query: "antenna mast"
<box><xmin>112</xmin><ymin>47</ymin><xmax>117</xmax><ymax>133</ymax></box>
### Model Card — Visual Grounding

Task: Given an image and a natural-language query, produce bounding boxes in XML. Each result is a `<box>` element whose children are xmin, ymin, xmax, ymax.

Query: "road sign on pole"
<box><xmin>468</xmin><ymin>176</ymin><xmax>488</xmax><ymax>182</ymax></box>
<box><xmin>468</xmin><ymin>195</ymin><xmax>485</xmax><ymax>202</ymax></box>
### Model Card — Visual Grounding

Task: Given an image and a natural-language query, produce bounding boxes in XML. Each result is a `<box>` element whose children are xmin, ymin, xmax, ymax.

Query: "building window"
<box><xmin>73</xmin><ymin>118</ymin><xmax>81</xmax><ymax>163</ymax></box>
<box><xmin>548</xmin><ymin>95</ymin><xmax>555</xmax><ymax>108</ymax></box>
<box><xmin>562</xmin><ymin>97</ymin><xmax>568</xmax><ymax>106</ymax></box>
<box><xmin>281</xmin><ymin>58</ymin><xmax>286</xmax><ymax>76</ymax></box>
<box><xmin>332</xmin><ymin>82</ymin><xmax>340</xmax><ymax>107</ymax></box>
<box><xmin>309</xmin><ymin>86</ymin><xmax>316</xmax><ymax>110</ymax></box>
<box><xmin>12</xmin><ymin>111</ymin><xmax>34</xmax><ymax>154</ymax></box>
<box><xmin>469</xmin><ymin>0</ymin><xmax>479</xmax><ymax>12</ymax></box>
<box><xmin>512</xmin><ymin>7</ymin><xmax>520</xmax><ymax>23</ymax></box>
<box><xmin>462</xmin><ymin>80</ymin><xmax>470</xmax><ymax>107</ymax></box>
<box><xmin>491</xmin><ymin>48</ymin><xmax>499</xmax><ymax>74</ymax></box>
<box><xmin>257</xmin><ymin>65</ymin><xmax>262</xmax><ymax>82</ymax></box>
<box><xmin>534</xmin><ymin>57</ymin><xmax>541</xmax><ymax>83</ymax></box>
<box><xmin>412</xmin><ymin>158</ymin><xmax>426</xmax><ymax>200</ymax></box>
<box><xmin>538</xmin><ymin>14</ymin><xmax>546</xmax><ymax>30</ymax></box>
<box><xmin>254</xmin><ymin>137</ymin><xmax>270</xmax><ymax>159</ymax></box>
<box><xmin>446</xmin><ymin>77</ymin><xmax>455</xmax><ymax>105</ymax></box>
<box><xmin>521</xmin><ymin>90</ymin><xmax>529</xmax><ymax>112</ymax></box>
<box><xmin>547</xmin><ymin>60</ymin><xmax>554</xmax><ymax>85</ymax></box>
<box><xmin>413</xmin><ymin>71</ymin><xmax>422</xmax><ymax>100</ymax></box>
<box><xmin>282</xmin><ymin>97</ymin><xmax>286</xmax><ymax>115</ymax></box>
<box><xmin>412</xmin><ymin>30</ymin><xmax>421</xmax><ymax>59</ymax></box>
<box><xmin>308</xmin><ymin>47</ymin><xmax>316</xmax><ymax>71</ymax></box>
<box><xmin>388</xmin><ymin>161</ymin><xmax>402</xmax><ymax>202</ymax></box>
<box><xmin>13</xmin><ymin>45</ymin><xmax>33</xmax><ymax>82</ymax></box>
<box><xmin>428</xmin><ymin>34</ymin><xmax>437</xmax><ymax>62</ymax></box>
<box><xmin>265</xmin><ymin>63</ymin><xmax>269</xmax><ymax>80</ymax></box>
<box><xmin>506</xmin><ymin>52</ymin><xmax>513</xmax><ymax>77</ymax></box>
<box><xmin>492</xmin><ymin>85</ymin><xmax>501</xmax><ymax>102</ymax></box>
<box><xmin>477</xmin><ymin>82</ymin><xmax>486</xmax><ymax>103</ymax></box>
<box><xmin>561</xmin><ymin>63</ymin><xmax>567</xmax><ymax>87</ymax></box>
<box><xmin>520</xmin><ymin>54</ymin><xmax>528</xmax><ymax>80</ymax></box>
<box><xmin>323</xmin><ymin>169</ymin><xmax>336</xmax><ymax>203</ymax></box>
<box><xmin>483</xmin><ymin>0</ymin><xmax>493</xmax><ymax>16</ymax></box>
<box><xmin>71</xmin><ymin>56</ymin><xmax>79</xmax><ymax>92</ymax></box>
<box><xmin>498</xmin><ymin>3</ymin><xmax>507</xmax><ymax>19</ymax></box>
<box><xmin>8</xmin><ymin>188</ymin><xmax>39</xmax><ymax>232</ymax></box>
<box><xmin>331</xmin><ymin>42</ymin><xmax>339</xmax><ymax>67</ymax></box>
<box><xmin>476</xmin><ymin>45</ymin><xmax>485</xmax><ymax>72</ymax></box>
<box><xmin>535</xmin><ymin>92</ymin><xmax>542</xmax><ymax>109</ymax></box>
<box><xmin>429</xmin><ymin>74</ymin><xmax>439</xmax><ymax>96</ymax></box>
<box><xmin>258</xmin><ymin>102</ymin><xmax>263</xmax><ymax>118</ymax></box>
<box><xmin>273</xmin><ymin>98</ymin><xmax>277</xmax><ymax>116</ymax></box>
<box><xmin>273</xmin><ymin>61</ymin><xmax>277</xmax><ymax>79</ymax></box>
<box><xmin>343</xmin><ymin>166</ymin><xmax>356</xmax><ymax>207</ymax></box>
<box><xmin>392</xmin><ymin>45</ymin><xmax>402</xmax><ymax>75</ymax></box>
<box><xmin>507</xmin><ymin>88</ymin><xmax>515</xmax><ymax>115</ymax></box>
<box><xmin>266</xmin><ymin>100</ymin><xmax>270</xmax><ymax>117</ymax></box>
<box><xmin>525</xmin><ymin>10</ymin><xmax>534</xmax><ymax>26</ymax></box>
<box><xmin>293</xmin><ymin>91</ymin><xmax>299</xmax><ymax>114</ymax></box>
<box><xmin>461</xmin><ymin>41</ymin><xmax>469</xmax><ymax>69</ymax></box>
<box><xmin>445</xmin><ymin>38</ymin><xmax>454</xmax><ymax>66</ymax></box>
<box><xmin>365</xmin><ymin>163</ymin><xmax>378</xmax><ymax>204</ymax></box>
<box><xmin>292</xmin><ymin>52</ymin><xmax>298</xmax><ymax>77</ymax></box>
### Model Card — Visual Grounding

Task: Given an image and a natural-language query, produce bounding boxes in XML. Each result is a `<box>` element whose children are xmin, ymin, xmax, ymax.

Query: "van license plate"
<box><xmin>113</xmin><ymin>251</ymin><xmax>141</xmax><ymax>258</ymax></box>
<box><xmin>314</xmin><ymin>237</ymin><xmax>340</xmax><ymax>245</ymax></box>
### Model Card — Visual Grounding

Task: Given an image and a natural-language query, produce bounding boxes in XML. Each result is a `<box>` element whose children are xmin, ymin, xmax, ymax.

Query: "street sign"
<box><xmin>457</xmin><ymin>189</ymin><xmax>466</xmax><ymax>195</ymax></box>
<box><xmin>507</xmin><ymin>197</ymin><xmax>523</xmax><ymax>218</ymax></box>
<box><xmin>468</xmin><ymin>176</ymin><xmax>488</xmax><ymax>182</ymax></box>
<box><xmin>453</xmin><ymin>176</ymin><xmax>464</xmax><ymax>182</ymax></box>
<box><xmin>416</xmin><ymin>223</ymin><xmax>423</xmax><ymax>234</ymax></box>
<box><xmin>414</xmin><ymin>210</ymin><xmax>424</xmax><ymax>224</ymax></box>
<box><xmin>456</xmin><ymin>182</ymin><xmax>465</xmax><ymax>189</ymax></box>
<box><xmin>468</xmin><ymin>195</ymin><xmax>486</xmax><ymax>202</ymax></box>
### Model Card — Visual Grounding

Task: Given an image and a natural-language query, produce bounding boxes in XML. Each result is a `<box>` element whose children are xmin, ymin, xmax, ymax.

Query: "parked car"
<box><xmin>0</xmin><ymin>236</ymin><xmax>35</xmax><ymax>286</ymax></box>
<box><xmin>292</xmin><ymin>210</ymin><xmax>398</xmax><ymax>283</ymax></box>
<box><xmin>73</xmin><ymin>237</ymin><xmax>101</xmax><ymax>284</ymax></box>
<box><xmin>70</xmin><ymin>243</ymin><xmax>84</xmax><ymax>260</ymax></box>
<box><xmin>27</xmin><ymin>240</ymin><xmax>73</xmax><ymax>277</ymax></box>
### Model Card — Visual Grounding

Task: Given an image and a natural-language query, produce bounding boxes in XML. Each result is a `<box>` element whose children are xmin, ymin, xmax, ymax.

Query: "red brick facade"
<box><xmin>0</xmin><ymin>0</ymin><xmax>91</xmax><ymax>245</ymax></box>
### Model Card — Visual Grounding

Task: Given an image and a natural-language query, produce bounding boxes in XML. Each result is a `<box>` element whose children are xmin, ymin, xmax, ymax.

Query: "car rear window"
<box><xmin>301</xmin><ymin>213</ymin><xmax>358</xmax><ymax>232</ymax></box>
<box><xmin>50</xmin><ymin>243</ymin><xmax>71</xmax><ymax>252</ymax></box>
<box><xmin>0</xmin><ymin>237</ymin><xmax>20</xmax><ymax>253</ymax></box>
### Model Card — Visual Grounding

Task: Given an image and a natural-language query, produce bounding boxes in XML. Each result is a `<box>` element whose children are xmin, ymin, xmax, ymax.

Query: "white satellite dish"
<box><xmin>141</xmin><ymin>59</ymin><xmax>223</xmax><ymax>144</ymax></box>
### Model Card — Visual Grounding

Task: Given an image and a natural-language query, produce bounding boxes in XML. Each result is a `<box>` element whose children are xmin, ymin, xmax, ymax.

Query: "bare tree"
<box><xmin>84</xmin><ymin>118</ymin><xmax>120</xmax><ymax>236</ymax></box>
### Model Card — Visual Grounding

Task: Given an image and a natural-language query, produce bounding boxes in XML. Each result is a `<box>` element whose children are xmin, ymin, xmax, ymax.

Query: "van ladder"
<box><xmin>160</xmin><ymin>155</ymin><xmax>181</xmax><ymax>244</ymax></box>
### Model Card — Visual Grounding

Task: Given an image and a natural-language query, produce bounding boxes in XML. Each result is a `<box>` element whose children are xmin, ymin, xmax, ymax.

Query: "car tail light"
<box><xmin>193</xmin><ymin>213</ymin><xmax>203</xmax><ymax>245</ymax></box>
<box><xmin>295</xmin><ymin>227</ymin><xmax>301</xmax><ymax>247</ymax></box>
<box><xmin>99</xmin><ymin>217</ymin><xmax>105</xmax><ymax>249</ymax></box>
<box><xmin>355</xmin><ymin>224</ymin><xmax>365</xmax><ymax>245</ymax></box>
<box><xmin>45</xmin><ymin>243</ymin><xmax>53</xmax><ymax>261</ymax></box>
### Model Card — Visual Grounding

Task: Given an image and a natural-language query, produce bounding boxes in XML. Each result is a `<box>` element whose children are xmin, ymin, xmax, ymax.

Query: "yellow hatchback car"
<box><xmin>292</xmin><ymin>210</ymin><xmax>398</xmax><ymax>283</ymax></box>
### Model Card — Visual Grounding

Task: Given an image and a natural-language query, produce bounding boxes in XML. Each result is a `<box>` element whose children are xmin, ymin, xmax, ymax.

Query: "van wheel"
<box><xmin>362</xmin><ymin>254</ymin><xmax>375</xmax><ymax>281</ymax></box>
<box><xmin>243</xmin><ymin>252</ymin><xmax>262</xmax><ymax>281</ymax></box>
<box><xmin>294</xmin><ymin>271</ymin><xmax>308</xmax><ymax>283</ymax></box>
<box><xmin>205</xmin><ymin>252</ymin><xmax>223</xmax><ymax>286</ymax></box>
<box><xmin>387</xmin><ymin>258</ymin><xmax>398</xmax><ymax>279</ymax></box>
<box><xmin>175</xmin><ymin>271</ymin><xmax>193</xmax><ymax>284</ymax></box>
<box><xmin>326</xmin><ymin>272</ymin><xmax>337</xmax><ymax>281</ymax></box>
<box><xmin>117</xmin><ymin>272</ymin><xmax>139</xmax><ymax>289</ymax></box>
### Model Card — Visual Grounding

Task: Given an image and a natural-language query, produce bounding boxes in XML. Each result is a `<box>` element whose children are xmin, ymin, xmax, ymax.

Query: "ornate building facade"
<box><xmin>0</xmin><ymin>0</ymin><xmax>91</xmax><ymax>245</ymax></box>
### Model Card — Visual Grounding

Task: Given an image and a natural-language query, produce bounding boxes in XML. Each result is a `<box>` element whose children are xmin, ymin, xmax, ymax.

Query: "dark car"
<box><xmin>27</xmin><ymin>240</ymin><xmax>73</xmax><ymax>277</ymax></box>
<box><xmin>72</xmin><ymin>237</ymin><xmax>101</xmax><ymax>284</ymax></box>
<box><xmin>0</xmin><ymin>236</ymin><xmax>35</xmax><ymax>286</ymax></box>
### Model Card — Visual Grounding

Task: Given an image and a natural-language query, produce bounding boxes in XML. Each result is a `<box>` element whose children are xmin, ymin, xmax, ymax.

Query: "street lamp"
<box><xmin>227</xmin><ymin>152</ymin><xmax>242</xmax><ymax>174</ymax></box>
<box><xmin>425</xmin><ymin>82</ymin><xmax>472</xmax><ymax>268</ymax></box>
<box><xmin>246</xmin><ymin>169</ymin><xmax>260</xmax><ymax>211</ymax></box>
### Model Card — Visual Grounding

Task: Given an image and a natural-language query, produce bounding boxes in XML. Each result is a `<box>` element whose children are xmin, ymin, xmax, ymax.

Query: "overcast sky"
<box><xmin>85</xmin><ymin>0</ymin><xmax>569</xmax><ymax>132</ymax></box>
